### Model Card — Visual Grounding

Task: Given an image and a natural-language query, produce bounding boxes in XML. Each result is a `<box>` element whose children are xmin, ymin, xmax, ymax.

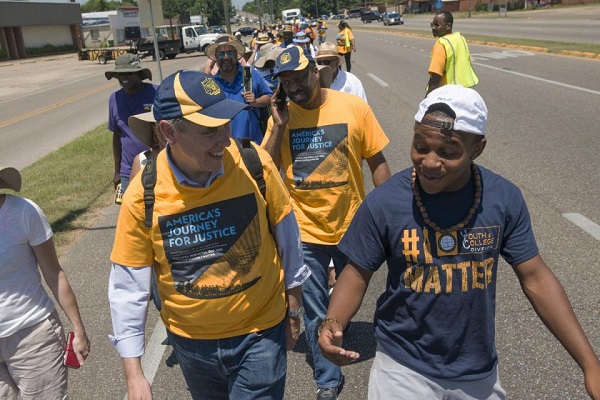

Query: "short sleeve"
<box><xmin>258</xmin><ymin>146</ymin><xmax>294</xmax><ymax>226</ymax></box>
<box><xmin>428</xmin><ymin>41</ymin><xmax>446</xmax><ymax>77</ymax></box>
<box><xmin>500</xmin><ymin>187</ymin><xmax>539</xmax><ymax>266</ymax></box>
<box><xmin>360</xmin><ymin>103</ymin><xmax>389</xmax><ymax>159</ymax></box>
<box><xmin>338</xmin><ymin>200</ymin><xmax>387</xmax><ymax>272</ymax></box>
<box><xmin>110</xmin><ymin>187</ymin><xmax>154</xmax><ymax>267</ymax></box>
<box><xmin>108</xmin><ymin>92</ymin><xmax>118</xmax><ymax>133</ymax></box>
<box><xmin>252</xmin><ymin>68</ymin><xmax>273</xmax><ymax>98</ymax></box>
<box><xmin>24</xmin><ymin>199</ymin><xmax>53</xmax><ymax>247</ymax></box>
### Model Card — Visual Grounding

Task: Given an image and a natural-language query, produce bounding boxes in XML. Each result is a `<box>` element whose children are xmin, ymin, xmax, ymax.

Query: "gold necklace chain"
<box><xmin>411</xmin><ymin>163</ymin><xmax>481</xmax><ymax>234</ymax></box>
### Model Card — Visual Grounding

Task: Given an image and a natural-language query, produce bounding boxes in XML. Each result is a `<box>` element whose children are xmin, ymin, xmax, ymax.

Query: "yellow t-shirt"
<box><xmin>110</xmin><ymin>143</ymin><xmax>293</xmax><ymax>339</ymax></box>
<box><xmin>263</xmin><ymin>89</ymin><xmax>389</xmax><ymax>245</ymax></box>
<box><xmin>428</xmin><ymin>41</ymin><xmax>447</xmax><ymax>85</ymax></box>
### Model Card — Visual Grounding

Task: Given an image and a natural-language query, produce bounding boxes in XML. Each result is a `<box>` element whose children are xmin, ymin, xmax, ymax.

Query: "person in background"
<box><xmin>336</xmin><ymin>20</ymin><xmax>355</xmax><ymax>73</ymax></box>
<box><xmin>305</xmin><ymin>20</ymin><xmax>318</xmax><ymax>46</ymax></box>
<box><xmin>205</xmin><ymin>34</ymin><xmax>273</xmax><ymax>144</ymax></box>
<box><xmin>294</xmin><ymin>31</ymin><xmax>318</xmax><ymax>59</ymax></box>
<box><xmin>249</xmin><ymin>32</ymin><xmax>273</xmax><ymax>65</ymax></box>
<box><xmin>319</xmin><ymin>85</ymin><xmax>600</xmax><ymax>400</ymax></box>
<box><xmin>427</xmin><ymin>11</ymin><xmax>479</xmax><ymax>95</ymax></box>
<box><xmin>0</xmin><ymin>166</ymin><xmax>90</xmax><ymax>399</ymax></box>
<box><xmin>263</xmin><ymin>46</ymin><xmax>391</xmax><ymax>400</ymax></box>
<box><xmin>106</xmin><ymin>54</ymin><xmax>157</xmax><ymax>193</ymax></box>
<box><xmin>317</xmin><ymin>19</ymin><xmax>328</xmax><ymax>44</ymax></box>
<box><xmin>279</xmin><ymin>24</ymin><xmax>295</xmax><ymax>48</ymax></box>
<box><xmin>316</xmin><ymin>42</ymin><xmax>367</xmax><ymax>102</ymax></box>
<box><xmin>109</xmin><ymin>70</ymin><xmax>309</xmax><ymax>400</ymax></box>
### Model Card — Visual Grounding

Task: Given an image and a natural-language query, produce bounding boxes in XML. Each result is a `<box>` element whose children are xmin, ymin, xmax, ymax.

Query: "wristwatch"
<box><xmin>288</xmin><ymin>306</ymin><xmax>304</xmax><ymax>319</ymax></box>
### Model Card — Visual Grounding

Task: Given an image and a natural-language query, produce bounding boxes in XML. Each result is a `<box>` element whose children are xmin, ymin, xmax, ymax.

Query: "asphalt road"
<box><xmin>1</xmin><ymin>8</ymin><xmax>599</xmax><ymax>399</ymax></box>
<box><xmin>355</xmin><ymin>5</ymin><xmax>600</xmax><ymax>44</ymax></box>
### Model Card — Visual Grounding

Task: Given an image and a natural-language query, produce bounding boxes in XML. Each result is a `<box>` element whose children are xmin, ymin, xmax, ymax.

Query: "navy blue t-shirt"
<box><xmin>338</xmin><ymin>166</ymin><xmax>539</xmax><ymax>381</ymax></box>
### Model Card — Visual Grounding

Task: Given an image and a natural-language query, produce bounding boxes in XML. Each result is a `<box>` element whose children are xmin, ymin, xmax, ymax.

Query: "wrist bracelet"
<box><xmin>318</xmin><ymin>317</ymin><xmax>341</xmax><ymax>336</ymax></box>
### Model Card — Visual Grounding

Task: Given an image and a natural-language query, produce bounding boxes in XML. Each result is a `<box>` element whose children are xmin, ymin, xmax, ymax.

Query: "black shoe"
<box><xmin>316</xmin><ymin>375</ymin><xmax>344</xmax><ymax>400</ymax></box>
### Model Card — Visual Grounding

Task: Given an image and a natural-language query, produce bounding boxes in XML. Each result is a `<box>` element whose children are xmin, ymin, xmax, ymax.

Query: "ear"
<box><xmin>470</xmin><ymin>138</ymin><xmax>487</xmax><ymax>161</ymax></box>
<box><xmin>159</xmin><ymin>120</ymin><xmax>176</xmax><ymax>145</ymax></box>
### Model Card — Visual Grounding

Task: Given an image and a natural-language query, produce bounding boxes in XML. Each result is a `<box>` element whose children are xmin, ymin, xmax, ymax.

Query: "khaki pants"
<box><xmin>0</xmin><ymin>311</ymin><xmax>68</xmax><ymax>400</ymax></box>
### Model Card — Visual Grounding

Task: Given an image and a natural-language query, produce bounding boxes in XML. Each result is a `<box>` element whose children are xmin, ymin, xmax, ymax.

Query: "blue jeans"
<box><xmin>167</xmin><ymin>320</ymin><xmax>287</xmax><ymax>400</ymax></box>
<box><xmin>302</xmin><ymin>243</ymin><xmax>347</xmax><ymax>389</ymax></box>
<box><xmin>119</xmin><ymin>175</ymin><xmax>130</xmax><ymax>193</ymax></box>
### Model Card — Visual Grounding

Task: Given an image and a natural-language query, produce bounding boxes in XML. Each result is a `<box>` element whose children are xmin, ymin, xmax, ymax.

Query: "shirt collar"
<box><xmin>165</xmin><ymin>144</ymin><xmax>224</xmax><ymax>188</ymax></box>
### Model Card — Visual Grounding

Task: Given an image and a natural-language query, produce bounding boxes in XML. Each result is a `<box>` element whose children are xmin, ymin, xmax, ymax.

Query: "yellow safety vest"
<box><xmin>438</xmin><ymin>32</ymin><xmax>479</xmax><ymax>87</ymax></box>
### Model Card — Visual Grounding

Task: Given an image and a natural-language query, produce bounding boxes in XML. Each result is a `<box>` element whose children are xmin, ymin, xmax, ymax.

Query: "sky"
<box><xmin>232</xmin><ymin>0</ymin><xmax>251</xmax><ymax>9</ymax></box>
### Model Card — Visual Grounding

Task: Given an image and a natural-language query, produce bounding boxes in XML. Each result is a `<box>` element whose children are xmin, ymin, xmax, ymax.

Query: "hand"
<box><xmin>285</xmin><ymin>316</ymin><xmax>301</xmax><ymax>351</ymax></box>
<box><xmin>126</xmin><ymin>375</ymin><xmax>152</xmax><ymax>400</ymax></box>
<box><xmin>73</xmin><ymin>331</ymin><xmax>91</xmax><ymax>366</ymax></box>
<box><xmin>113</xmin><ymin>172</ymin><xmax>121</xmax><ymax>189</ymax></box>
<box><xmin>318</xmin><ymin>320</ymin><xmax>360</xmax><ymax>366</ymax></box>
<box><xmin>585</xmin><ymin>362</ymin><xmax>600</xmax><ymax>399</ymax></box>
<box><xmin>243</xmin><ymin>91</ymin><xmax>256</xmax><ymax>106</ymax></box>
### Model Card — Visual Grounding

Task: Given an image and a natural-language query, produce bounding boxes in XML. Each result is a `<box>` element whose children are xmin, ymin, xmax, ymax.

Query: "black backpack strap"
<box><xmin>234</xmin><ymin>138</ymin><xmax>267</xmax><ymax>200</ymax></box>
<box><xmin>233</xmin><ymin>138</ymin><xmax>271</xmax><ymax>229</ymax></box>
<box><xmin>141</xmin><ymin>149</ymin><xmax>158</xmax><ymax>228</ymax></box>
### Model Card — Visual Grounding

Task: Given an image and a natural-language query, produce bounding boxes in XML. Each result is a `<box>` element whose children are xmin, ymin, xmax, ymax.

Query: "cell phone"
<box><xmin>275</xmin><ymin>83</ymin><xmax>287</xmax><ymax>111</ymax></box>
<box><xmin>242</xmin><ymin>65</ymin><xmax>253</xmax><ymax>93</ymax></box>
<box><xmin>64</xmin><ymin>331</ymin><xmax>81</xmax><ymax>369</ymax></box>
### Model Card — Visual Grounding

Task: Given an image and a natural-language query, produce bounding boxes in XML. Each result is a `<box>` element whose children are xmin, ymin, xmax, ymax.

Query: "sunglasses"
<box><xmin>317</xmin><ymin>60</ymin><xmax>335</xmax><ymax>66</ymax></box>
<box><xmin>216</xmin><ymin>50</ymin><xmax>235</xmax><ymax>59</ymax></box>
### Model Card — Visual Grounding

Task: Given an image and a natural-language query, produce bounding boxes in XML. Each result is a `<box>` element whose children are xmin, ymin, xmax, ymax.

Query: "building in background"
<box><xmin>81</xmin><ymin>8</ymin><xmax>141</xmax><ymax>48</ymax></box>
<box><xmin>0</xmin><ymin>0</ymin><xmax>82</xmax><ymax>60</ymax></box>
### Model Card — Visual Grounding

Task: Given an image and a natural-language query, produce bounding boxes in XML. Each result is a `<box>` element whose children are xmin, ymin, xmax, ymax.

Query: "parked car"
<box><xmin>235</xmin><ymin>26</ymin><xmax>255</xmax><ymax>36</ymax></box>
<box><xmin>210</xmin><ymin>26</ymin><xmax>225</xmax><ymax>33</ymax></box>
<box><xmin>348</xmin><ymin>12</ymin><xmax>361</xmax><ymax>19</ymax></box>
<box><xmin>383</xmin><ymin>12</ymin><xmax>404</xmax><ymax>25</ymax></box>
<box><xmin>361</xmin><ymin>11</ymin><xmax>380</xmax><ymax>23</ymax></box>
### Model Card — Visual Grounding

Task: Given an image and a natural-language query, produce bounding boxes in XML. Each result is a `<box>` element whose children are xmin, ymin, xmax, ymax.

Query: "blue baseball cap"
<box><xmin>293</xmin><ymin>31</ymin><xmax>310</xmax><ymax>44</ymax></box>
<box><xmin>274</xmin><ymin>46</ymin><xmax>314</xmax><ymax>77</ymax></box>
<box><xmin>153</xmin><ymin>70</ymin><xmax>249</xmax><ymax>128</ymax></box>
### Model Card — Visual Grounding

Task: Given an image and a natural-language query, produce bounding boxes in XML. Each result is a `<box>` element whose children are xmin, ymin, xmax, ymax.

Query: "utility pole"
<box><xmin>256</xmin><ymin>0</ymin><xmax>264</xmax><ymax>30</ymax></box>
<box><xmin>223</xmin><ymin>0</ymin><xmax>231</xmax><ymax>34</ymax></box>
<box><xmin>468</xmin><ymin>0</ymin><xmax>472</xmax><ymax>17</ymax></box>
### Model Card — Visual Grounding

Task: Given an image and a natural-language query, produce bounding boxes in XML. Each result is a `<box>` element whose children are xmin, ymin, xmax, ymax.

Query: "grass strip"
<box><xmin>15</xmin><ymin>124</ymin><xmax>115</xmax><ymax>255</ymax></box>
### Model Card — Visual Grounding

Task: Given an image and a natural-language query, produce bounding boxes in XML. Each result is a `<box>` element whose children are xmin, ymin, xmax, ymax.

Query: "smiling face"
<box><xmin>411</xmin><ymin>112</ymin><xmax>486</xmax><ymax>194</ymax></box>
<box><xmin>117</xmin><ymin>72</ymin><xmax>143</xmax><ymax>94</ymax></box>
<box><xmin>215</xmin><ymin>44</ymin><xmax>238</xmax><ymax>74</ymax></box>
<box><xmin>161</xmin><ymin>118</ymin><xmax>232</xmax><ymax>185</ymax></box>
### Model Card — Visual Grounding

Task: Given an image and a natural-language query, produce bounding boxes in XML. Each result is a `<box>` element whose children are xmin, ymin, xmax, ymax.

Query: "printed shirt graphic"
<box><xmin>338</xmin><ymin>166</ymin><xmax>539</xmax><ymax>381</ymax></box>
<box><xmin>263</xmin><ymin>89</ymin><xmax>389</xmax><ymax>245</ymax></box>
<box><xmin>110</xmin><ymin>144</ymin><xmax>293</xmax><ymax>339</ymax></box>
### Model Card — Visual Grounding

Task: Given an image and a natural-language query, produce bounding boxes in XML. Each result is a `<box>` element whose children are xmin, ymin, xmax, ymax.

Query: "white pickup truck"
<box><xmin>137</xmin><ymin>25</ymin><xmax>219</xmax><ymax>60</ymax></box>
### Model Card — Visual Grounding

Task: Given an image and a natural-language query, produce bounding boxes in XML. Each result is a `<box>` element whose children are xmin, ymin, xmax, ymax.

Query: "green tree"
<box><xmin>197</xmin><ymin>0</ymin><xmax>234</xmax><ymax>26</ymax></box>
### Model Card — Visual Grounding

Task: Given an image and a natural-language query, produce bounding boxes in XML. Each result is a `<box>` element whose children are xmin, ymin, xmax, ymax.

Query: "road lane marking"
<box><xmin>473</xmin><ymin>62</ymin><xmax>600</xmax><ymax>96</ymax></box>
<box><xmin>123</xmin><ymin>320</ymin><xmax>167</xmax><ymax>400</ymax></box>
<box><xmin>0</xmin><ymin>81</ymin><xmax>117</xmax><ymax>129</ymax></box>
<box><xmin>367</xmin><ymin>73</ymin><xmax>389</xmax><ymax>87</ymax></box>
<box><xmin>563</xmin><ymin>213</ymin><xmax>600</xmax><ymax>241</ymax></box>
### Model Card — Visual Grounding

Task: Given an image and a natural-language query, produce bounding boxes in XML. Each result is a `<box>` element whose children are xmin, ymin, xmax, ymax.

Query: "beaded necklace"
<box><xmin>411</xmin><ymin>163</ymin><xmax>481</xmax><ymax>234</ymax></box>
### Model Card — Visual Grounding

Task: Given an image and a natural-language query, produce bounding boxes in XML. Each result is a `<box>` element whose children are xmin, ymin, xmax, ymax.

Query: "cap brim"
<box><xmin>0</xmin><ymin>166</ymin><xmax>22</xmax><ymax>192</ymax></box>
<box><xmin>128</xmin><ymin>111</ymin><xmax>157</xmax><ymax>148</ymax></box>
<box><xmin>105</xmin><ymin>68</ymin><xmax>152</xmax><ymax>81</ymax></box>
<box><xmin>184</xmin><ymin>98</ymin><xmax>251</xmax><ymax>128</ymax></box>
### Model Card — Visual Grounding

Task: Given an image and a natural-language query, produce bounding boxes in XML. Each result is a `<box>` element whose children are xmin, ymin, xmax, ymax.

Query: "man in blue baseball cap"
<box><xmin>262</xmin><ymin>46</ymin><xmax>392</xmax><ymax>400</ymax></box>
<box><xmin>109</xmin><ymin>70</ymin><xmax>309</xmax><ymax>399</ymax></box>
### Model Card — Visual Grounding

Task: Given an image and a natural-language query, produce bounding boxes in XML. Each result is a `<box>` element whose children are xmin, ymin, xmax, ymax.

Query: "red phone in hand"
<box><xmin>64</xmin><ymin>331</ymin><xmax>80</xmax><ymax>369</ymax></box>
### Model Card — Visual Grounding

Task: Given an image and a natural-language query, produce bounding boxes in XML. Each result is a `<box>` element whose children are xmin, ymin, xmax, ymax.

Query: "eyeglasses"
<box><xmin>216</xmin><ymin>50</ymin><xmax>235</xmax><ymax>59</ymax></box>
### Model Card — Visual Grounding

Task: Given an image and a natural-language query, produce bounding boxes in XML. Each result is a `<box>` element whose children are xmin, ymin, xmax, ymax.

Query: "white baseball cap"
<box><xmin>415</xmin><ymin>85</ymin><xmax>488</xmax><ymax>136</ymax></box>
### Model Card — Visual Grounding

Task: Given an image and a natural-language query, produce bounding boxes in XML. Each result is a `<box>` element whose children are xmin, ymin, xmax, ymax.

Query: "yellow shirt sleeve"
<box><xmin>428</xmin><ymin>41</ymin><xmax>446</xmax><ymax>77</ymax></box>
